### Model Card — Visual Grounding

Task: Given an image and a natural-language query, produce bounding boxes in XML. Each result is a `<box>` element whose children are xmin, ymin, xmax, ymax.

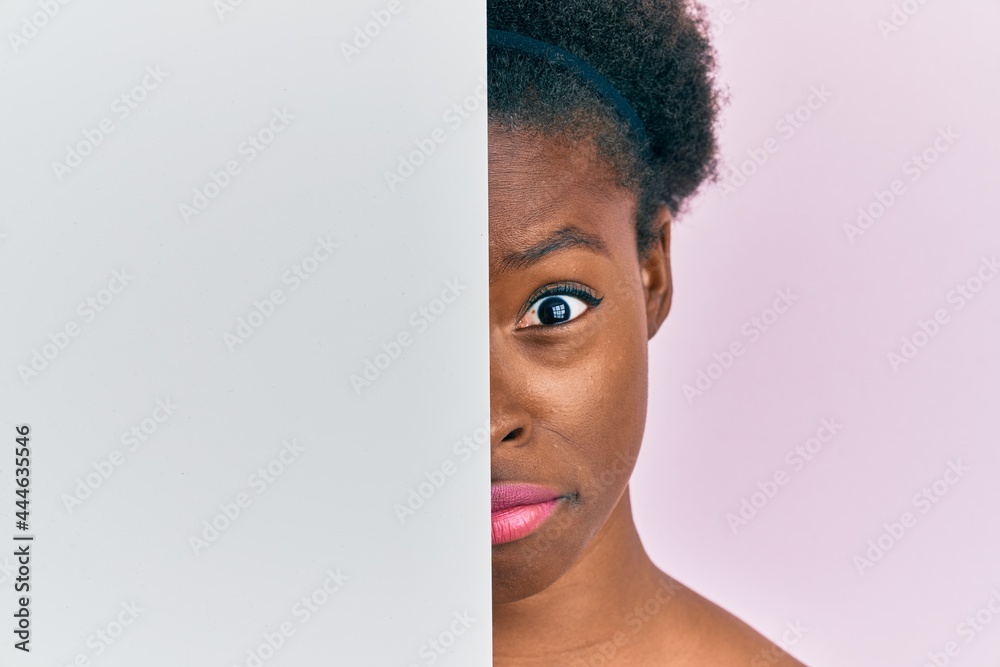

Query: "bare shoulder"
<box><xmin>655</xmin><ymin>580</ymin><xmax>808</xmax><ymax>667</ymax></box>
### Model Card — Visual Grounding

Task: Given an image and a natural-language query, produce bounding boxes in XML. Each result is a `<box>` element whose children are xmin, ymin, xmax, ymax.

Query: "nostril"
<box><xmin>502</xmin><ymin>427</ymin><xmax>523</xmax><ymax>442</ymax></box>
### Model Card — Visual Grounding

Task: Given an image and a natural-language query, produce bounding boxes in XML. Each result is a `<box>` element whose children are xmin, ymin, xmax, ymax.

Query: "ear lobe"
<box><xmin>641</xmin><ymin>205</ymin><xmax>673</xmax><ymax>339</ymax></box>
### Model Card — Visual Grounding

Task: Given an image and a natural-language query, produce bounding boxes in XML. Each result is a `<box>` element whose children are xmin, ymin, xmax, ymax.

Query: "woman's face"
<box><xmin>489</xmin><ymin>126</ymin><xmax>672</xmax><ymax>603</ymax></box>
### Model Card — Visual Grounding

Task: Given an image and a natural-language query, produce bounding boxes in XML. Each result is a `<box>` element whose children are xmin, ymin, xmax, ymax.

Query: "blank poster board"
<box><xmin>0</xmin><ymin>1</ymin><xmax>490</xmax><ymax>665</ymax></box>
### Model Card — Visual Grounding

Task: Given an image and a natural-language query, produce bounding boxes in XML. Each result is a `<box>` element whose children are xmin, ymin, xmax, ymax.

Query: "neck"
<box><xmin>492</xmin><ymin>487</ymin><xmax>670</xmax><ymax>664</ymax></box>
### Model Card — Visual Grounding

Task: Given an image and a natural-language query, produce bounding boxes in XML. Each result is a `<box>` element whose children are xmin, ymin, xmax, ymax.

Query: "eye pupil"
<box><xmin>538</xmin><ymin>297</ymin><xmax>570</xmax><ymax>325</ymax></box>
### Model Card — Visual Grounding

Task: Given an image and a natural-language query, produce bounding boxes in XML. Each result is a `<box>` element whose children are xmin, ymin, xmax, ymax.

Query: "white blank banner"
<box><xmin>0</xmin><ymin>0</ymin><xmax>490</xmax><ymax>664</ymax></box>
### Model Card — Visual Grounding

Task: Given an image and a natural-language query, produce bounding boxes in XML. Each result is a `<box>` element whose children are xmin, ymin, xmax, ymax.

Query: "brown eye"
<box><xmin>517</xmin><ymin>294</ymin><xmax>590</xmax><ymax>328</ymax></box>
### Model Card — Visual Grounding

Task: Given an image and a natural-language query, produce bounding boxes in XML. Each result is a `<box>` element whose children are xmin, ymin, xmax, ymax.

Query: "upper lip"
<box><xmin>491</xmin><ymin>483</ymin><xmax>564</xmax><ymax>512</ymax></box>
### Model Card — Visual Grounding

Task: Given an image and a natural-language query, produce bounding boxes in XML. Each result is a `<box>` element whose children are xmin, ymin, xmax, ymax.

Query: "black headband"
<box><xmin>487</xmin><ymin>28</ymin><xmax>650</xmax><ymax>150</ymax></box>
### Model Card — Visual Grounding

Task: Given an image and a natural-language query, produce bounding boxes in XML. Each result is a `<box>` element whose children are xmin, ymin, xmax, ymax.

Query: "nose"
<box><xmin>490</xmin><ymin>338</ymin><xmax>532</xmax><ymax>450</ymax></box>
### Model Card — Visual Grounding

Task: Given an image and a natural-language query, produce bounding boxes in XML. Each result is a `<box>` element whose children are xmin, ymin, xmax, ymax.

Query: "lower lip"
<box><xmin>491</xmin><ymin>499</ymin><xmax>560</xmax><ymax>545</ymax></box>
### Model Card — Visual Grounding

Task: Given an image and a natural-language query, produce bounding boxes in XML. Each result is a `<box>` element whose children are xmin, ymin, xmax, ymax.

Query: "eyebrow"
<box><xmin>497</xmin><ymin>226</ymin><xmax>610</xmax><ymax>273</ymax></box>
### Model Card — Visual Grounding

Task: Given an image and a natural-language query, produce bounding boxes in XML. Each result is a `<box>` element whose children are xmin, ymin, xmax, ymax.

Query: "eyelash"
<box><xmin>519</xmin><ymin>282</ymin><xmax>603</xmax><ymax>324</ymax></box>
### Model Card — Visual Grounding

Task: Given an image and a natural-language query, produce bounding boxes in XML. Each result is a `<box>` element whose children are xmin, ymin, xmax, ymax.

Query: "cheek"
<box><xmin>532</xmin><ymin>295</ymin><xmax>650</xmax><ymax>480</ymax></box>
<box><xmin>587</xmin><ymin>308</ymin><xmax>649</xmax><ymax>466</ymax></box>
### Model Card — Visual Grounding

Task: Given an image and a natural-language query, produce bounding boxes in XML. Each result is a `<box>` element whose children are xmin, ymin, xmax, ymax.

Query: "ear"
<box><xmin>640</xmin><ymin>204</ymin><xmax>673</xmax><ymax>339</ymax></box>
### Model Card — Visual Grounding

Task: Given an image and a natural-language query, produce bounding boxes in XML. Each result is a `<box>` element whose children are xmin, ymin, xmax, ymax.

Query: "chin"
<box><xmin>492</xmin><ymin>545</ymin><xmax>568</xmax><ymax>603</ymax></box>
<box><xmin>491</xmin><ymin>498</ymin><xmax>594</xmax><ymax>603</ymax></box>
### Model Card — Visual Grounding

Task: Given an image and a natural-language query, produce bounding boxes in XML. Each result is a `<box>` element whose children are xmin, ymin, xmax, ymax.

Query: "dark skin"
<box><xmin>490</xmin><ymin>125</ymin><xmax>806</xmax><ymax>666</ymax></box>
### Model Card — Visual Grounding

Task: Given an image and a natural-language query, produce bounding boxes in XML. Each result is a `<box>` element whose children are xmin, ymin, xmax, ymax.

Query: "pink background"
<box><xmin>633</xmin><ymin>1</ymin><xmax>1000</xmax><ymax>665</ymax></box>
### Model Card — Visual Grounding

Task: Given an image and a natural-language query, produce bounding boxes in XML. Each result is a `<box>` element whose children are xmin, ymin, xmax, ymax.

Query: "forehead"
<box><xmin>488</xmin><ymin>127</ymin><xmax>638</xmax><ymax>272</ymax></box>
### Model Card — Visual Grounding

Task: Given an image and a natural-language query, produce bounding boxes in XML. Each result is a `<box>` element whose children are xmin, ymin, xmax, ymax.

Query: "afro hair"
<box><xmin>487</xmin><ymin>0</ymin><xmax>723</xmax><ymax>253</ymax></box>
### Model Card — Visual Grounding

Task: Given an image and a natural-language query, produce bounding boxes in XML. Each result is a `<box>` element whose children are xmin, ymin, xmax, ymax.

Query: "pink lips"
<box><xmin>491</xmin><ymin>483</ymin><xmax>563</xmax><ymax>545</ymax></box>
